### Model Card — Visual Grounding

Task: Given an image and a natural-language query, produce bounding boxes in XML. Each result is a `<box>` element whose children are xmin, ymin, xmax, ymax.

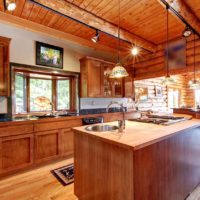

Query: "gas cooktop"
<box><xmin>128</xmin><ymin>115</ymin><xmax>186</xmax><ymax>126</ymax></box>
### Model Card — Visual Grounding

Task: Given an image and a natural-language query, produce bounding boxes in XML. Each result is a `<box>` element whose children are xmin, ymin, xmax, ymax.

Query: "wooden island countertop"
<box><xmin>73</xmin><ymin>115</ymin><xmax>200</xmax><ymax>150</ymax></box>
<box><xmin>73</xmin><ymin>115</ymin><xmax>200</xmax><ymax>200</ymax></box>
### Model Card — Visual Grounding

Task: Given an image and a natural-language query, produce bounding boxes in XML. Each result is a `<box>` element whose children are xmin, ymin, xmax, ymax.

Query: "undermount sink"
<box><xmin>85</xmin><ymin>125</ymin><xmax>119</xmax><ymax>132</ymax></box>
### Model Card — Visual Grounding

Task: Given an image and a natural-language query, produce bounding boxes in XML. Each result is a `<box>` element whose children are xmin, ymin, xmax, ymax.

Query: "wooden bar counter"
<box><xmin>73</xmin><ymin>118</ymin><xmax>200</xmax><ymax>200</ymax></box>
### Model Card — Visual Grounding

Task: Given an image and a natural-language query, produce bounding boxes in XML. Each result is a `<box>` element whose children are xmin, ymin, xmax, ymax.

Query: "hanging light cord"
<box><xmin>117</xmin><ymin>0</ymin><xmax>120</xmax><ymax>63</ymax></box>
<box><xmin>193</xmin><ymin>34</ymin><xmax>196</xmax><ymax>81</ymax></box>
<box><xmin>166</xmin><ymin>5</ymin><xmax>169</xmax><ymax>77</ymax></box>
<box><xmin>3</xmin><ymin>0</ymin><xmax>6</xmax><ymax>11</ymax></box>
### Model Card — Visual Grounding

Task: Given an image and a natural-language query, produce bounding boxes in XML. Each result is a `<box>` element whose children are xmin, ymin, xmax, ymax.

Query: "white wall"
<box><xmin>80</xmin><ymin>98</ymin><xmax>129</xmax><ymax>110</ymax></box>
<box><xmin>0</xmin><ymin>22</ymin><xmax>115</xmax><ymax>72</ymax></box>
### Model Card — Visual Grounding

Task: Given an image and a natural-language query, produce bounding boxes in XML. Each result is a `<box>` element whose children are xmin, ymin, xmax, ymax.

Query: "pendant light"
<box><xmin>109</xmin><ymin>0</ymin><xmax>128</xmax><ymax>79</ymax></box>
<box><xmin>188</xmin><ymin>34</ymin><xmax>200</xmax><ymax>89</ymax></box>
<box><xmin>162</xmin><ymin>5</ymin><xmax>176</xmax><ymax>85</ymax></box>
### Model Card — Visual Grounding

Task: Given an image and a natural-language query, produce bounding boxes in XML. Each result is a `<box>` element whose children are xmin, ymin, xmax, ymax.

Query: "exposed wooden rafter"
<box><xmin>157</xmin><ymin>0</ymin><xmax>200</xmax><ymax>36</ymax></box>
<box><xmin>0</xmin><ymin>12</ymin><xmax>117</xmax><ymax>54</ymax></box>
<box><xmin>31</xmin><ymin>0</ymin><xmax>157</xmax><ymax>52</ymax></box>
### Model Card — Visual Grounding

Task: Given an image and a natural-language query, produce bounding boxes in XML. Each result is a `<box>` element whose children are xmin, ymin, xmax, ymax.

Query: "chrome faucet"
<box><xmin>106</xmin><ymin>102</ymin><xmax>126</xmax><ymax>132</ymax></box>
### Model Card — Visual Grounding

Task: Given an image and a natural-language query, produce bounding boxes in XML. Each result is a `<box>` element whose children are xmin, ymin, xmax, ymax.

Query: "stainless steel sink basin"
<box><xmin>85</xmin><ymin>125</ymin><xmax>118</xmax><ymax>132</ymax></box>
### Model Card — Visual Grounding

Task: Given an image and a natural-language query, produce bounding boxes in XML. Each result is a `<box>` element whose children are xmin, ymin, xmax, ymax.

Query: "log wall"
<box><xmin>131</xmin><ymin>37</ymin><xmax>200</xmax><ymax>80</ymax></box>
<box><xmin>134</xmin><ymin>74</ymin><xmax>190</xmax><ymax>111</ymax></box>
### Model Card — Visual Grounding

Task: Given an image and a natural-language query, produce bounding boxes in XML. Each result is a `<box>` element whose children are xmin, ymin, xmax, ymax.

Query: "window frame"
<box><xmin>11</xmin><ymin>64</ymin><xmax>79</xmax><ymax>116</ymax></box>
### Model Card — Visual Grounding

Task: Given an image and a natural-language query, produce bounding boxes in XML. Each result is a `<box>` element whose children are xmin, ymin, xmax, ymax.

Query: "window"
<box><xmin>57</xmin><ymin>80</ymin><xmax>70</xmax><ymax>110</ymax></box>
<box><xmin>195</xmin><ymin>89</ymin><xmax>200</xmax><ymax>107</ymax></box>
<box><xmin>168</xmin><ymin>88</ymin><xmax>180</xmax><ymax>110</ymax></box>
<box><xmin>13</xmin><ymin>70</ymin><xmax>76</xmax><ymax>114</ymax></box>
<box><xmin>15</xmin><ymin>74</ymin><xmax>27</xmax><ymax>113</ymax></box>
<box><xmin>30</xmin><ymin>78</ymin><xmax>52</xmax><ymax>112</ymax></box>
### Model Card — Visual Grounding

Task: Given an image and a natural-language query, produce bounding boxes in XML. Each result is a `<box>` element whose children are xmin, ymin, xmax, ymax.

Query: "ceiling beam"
<box><xmin>31</xmin><ymin>0</ymin><xmax>157</xmax><ymax>52</ymax></box>
<box><xmin>0</xmin><ymin>11</ymin><xmax>117</xmax><ymax>54</ymax></box>
<box><xmin>158</xmin><ymin>0</ymin><xmax>200</xmax><ymax>36</ymax></box>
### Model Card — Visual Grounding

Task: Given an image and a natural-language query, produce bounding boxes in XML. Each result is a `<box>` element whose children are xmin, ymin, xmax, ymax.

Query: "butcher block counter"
<box><xmin>73</xmin><ymin>117</ymin><xmax>200</xmax><ymax>200</ymax></box>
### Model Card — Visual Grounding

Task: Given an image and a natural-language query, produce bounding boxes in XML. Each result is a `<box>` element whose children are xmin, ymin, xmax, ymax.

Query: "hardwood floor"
<box><xmin>0</xmin><ymin>156</ymin><xmax>199</xmax><ymax>200</ymax></box>
<box><xmin>187</xmin><ymin>185</ymin><xmax>200</xmax><ymax>200</ymax></box>
<box><xmin>0</xmin><ymin>158</ymin><xmax>77</xmax><ymax>200</ymax></box>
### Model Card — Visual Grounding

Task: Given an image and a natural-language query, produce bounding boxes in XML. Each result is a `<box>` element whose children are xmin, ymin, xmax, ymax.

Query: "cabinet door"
<box><xmin>35</xmin><ymin>130</ymin><xmax>60</xmax><ymax>163</ymax></box>
<box><xmin>60</xmin><ymin>128</ymin><xmax>74</xmax><ymax>156</ymax></box>
<box><xmin>0</xmin><ymin>134</ymin><xmax>33</xmax><ymax>175</ymax></box>
<box><xmin>111</xmin><ymin>79</ymin><xmax>123</xmax><ymax>97</ymax></box>
<box><xmin>124</xmin><ymin>76</ymin><xmax>134</xmax><ymax>98</ymax></box>
<box><xmin>0</xmin><ymin>37</ymin><xmax>10</xmax><ymax>97</ymax></box>
<box><xmin>88</xmin><ymin>60</ymin><xmax>103</xmax><ymax>97</ymax></box>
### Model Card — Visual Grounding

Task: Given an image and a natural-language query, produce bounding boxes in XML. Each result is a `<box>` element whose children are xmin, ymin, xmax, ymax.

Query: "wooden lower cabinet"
<box><xmin>35</xmin><ymin>130</ymin><xmax>60</xmax><ymax>163</ymax></box>
<box><xmin>60</xmin><ymin>128</ymin><xmax>74</xmax><ymax>156</ymax></box>
<box><xmin>0</xmin><ymin>134</ymin><xmax>34</xmax><ymax>175</ymax></box>
<box><xmin>34</xmin><ymin>128</ymin><xmax>75</xmax><ymax>163</ymax></box>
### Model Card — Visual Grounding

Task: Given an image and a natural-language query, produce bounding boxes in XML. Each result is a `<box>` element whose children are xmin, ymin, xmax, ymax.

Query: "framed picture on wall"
<box><xmin>155</xmin><ymin>86</ymin><xmax>163</xmax><ymax>97</ymax></box>
<box><xmin>36</xmin><ymin>41</ymin><xmax>63</xmax><ymax>69</ymax></box>
<box><xmin>135</xmin><ymin>86</ymin><xmax>148</xmax><ymax>102</ymax></box>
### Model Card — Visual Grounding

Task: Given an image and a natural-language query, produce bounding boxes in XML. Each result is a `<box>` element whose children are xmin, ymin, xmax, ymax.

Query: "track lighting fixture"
<box><xmin>3</xmin><ymin>0</ymin><xmax>16</xmax><ymax>11</ymax></box>
<box><xmin>183</xmin><ymin>27</ymin><xmax>192</xmax><ymax>38</ymax></box>
<box><xmin>91</xmin><ymin>30</ymin><xmax>99</xmax><ymax>43</ymax></box>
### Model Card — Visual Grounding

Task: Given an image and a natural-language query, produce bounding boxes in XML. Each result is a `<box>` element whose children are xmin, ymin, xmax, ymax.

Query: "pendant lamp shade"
<box><xmin>109</xmin><ymin>0</ymin><xmax>129</xmax><ymax>79</ymax></box>
<box><xmin>189</xmin><ymin>79</ymin><xmax>200</xmax><ymax>89</ymax></box>
<box><xmin>162</xmin><ymin>75</ymin><xmax>176</xmax><ymax>85</ymax></box>
<box><xmin>109</xmin><ymin>63</ymin><xmax>129</xmax><ymax>78</ymax></box>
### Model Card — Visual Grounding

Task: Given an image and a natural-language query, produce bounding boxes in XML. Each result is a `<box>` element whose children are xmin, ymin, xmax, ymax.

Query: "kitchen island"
<box><xmin>73</xmin><ymin>118</ymin><xmax>200</xmax><ymax>200</ymax></box>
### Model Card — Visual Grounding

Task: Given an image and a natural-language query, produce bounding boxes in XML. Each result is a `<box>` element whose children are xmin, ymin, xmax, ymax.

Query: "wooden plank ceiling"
<box><xmin>184</xmin><ymin>0</ymin><xmax>200</xmax><ymax>20</ymax></box>
<box><xmin>0</xmin><ymin>0</ymin><xmax>197</xmax><ymax>56</ymax></box>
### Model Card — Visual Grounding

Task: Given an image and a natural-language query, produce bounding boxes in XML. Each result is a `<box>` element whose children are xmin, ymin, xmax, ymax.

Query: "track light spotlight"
<box><xmin>183</xmin><ymin>27</ymin><xmax>192</xmax><ymax>38</ymax></box>
<box><xmin>91</xmin><ymin>30</ymin><xmax>99</xmax><ymax>43</ymax></box>
<box><xmin>3</xmin><ymin>0</ymin><xmax>16</xmax><ymax>11</ymax></box>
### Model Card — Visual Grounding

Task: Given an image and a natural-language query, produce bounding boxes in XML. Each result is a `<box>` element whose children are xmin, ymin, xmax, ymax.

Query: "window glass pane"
<box><xmin>195</xmin><ymin>89</ymin><xmax>200</xmax><ymax>107</ymax></box>
<box><xmin>57</xmin><ymin>80</ymin><xmax>70</xmax><ymax>110</ymax></box>
<box><xmin>15</xmin><ymin>74</ymin><xmax>26</xmax><ymax>113</ymax></box>
<box><xmin>30</xmin><ymin>78</ymin><xmax>52</xmax><ymax>112</ymax></box>
<box><xmin>168</xmin><ymin>88</ymin><xmax>179</xmax><ymax>110</ymax></box>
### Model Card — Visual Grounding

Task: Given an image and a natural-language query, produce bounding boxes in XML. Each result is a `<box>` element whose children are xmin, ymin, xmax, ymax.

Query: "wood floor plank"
<box><xmin>0</xmin><ymin>158</ymin><xmax>77</xmax><ymax>200</ymax></box>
